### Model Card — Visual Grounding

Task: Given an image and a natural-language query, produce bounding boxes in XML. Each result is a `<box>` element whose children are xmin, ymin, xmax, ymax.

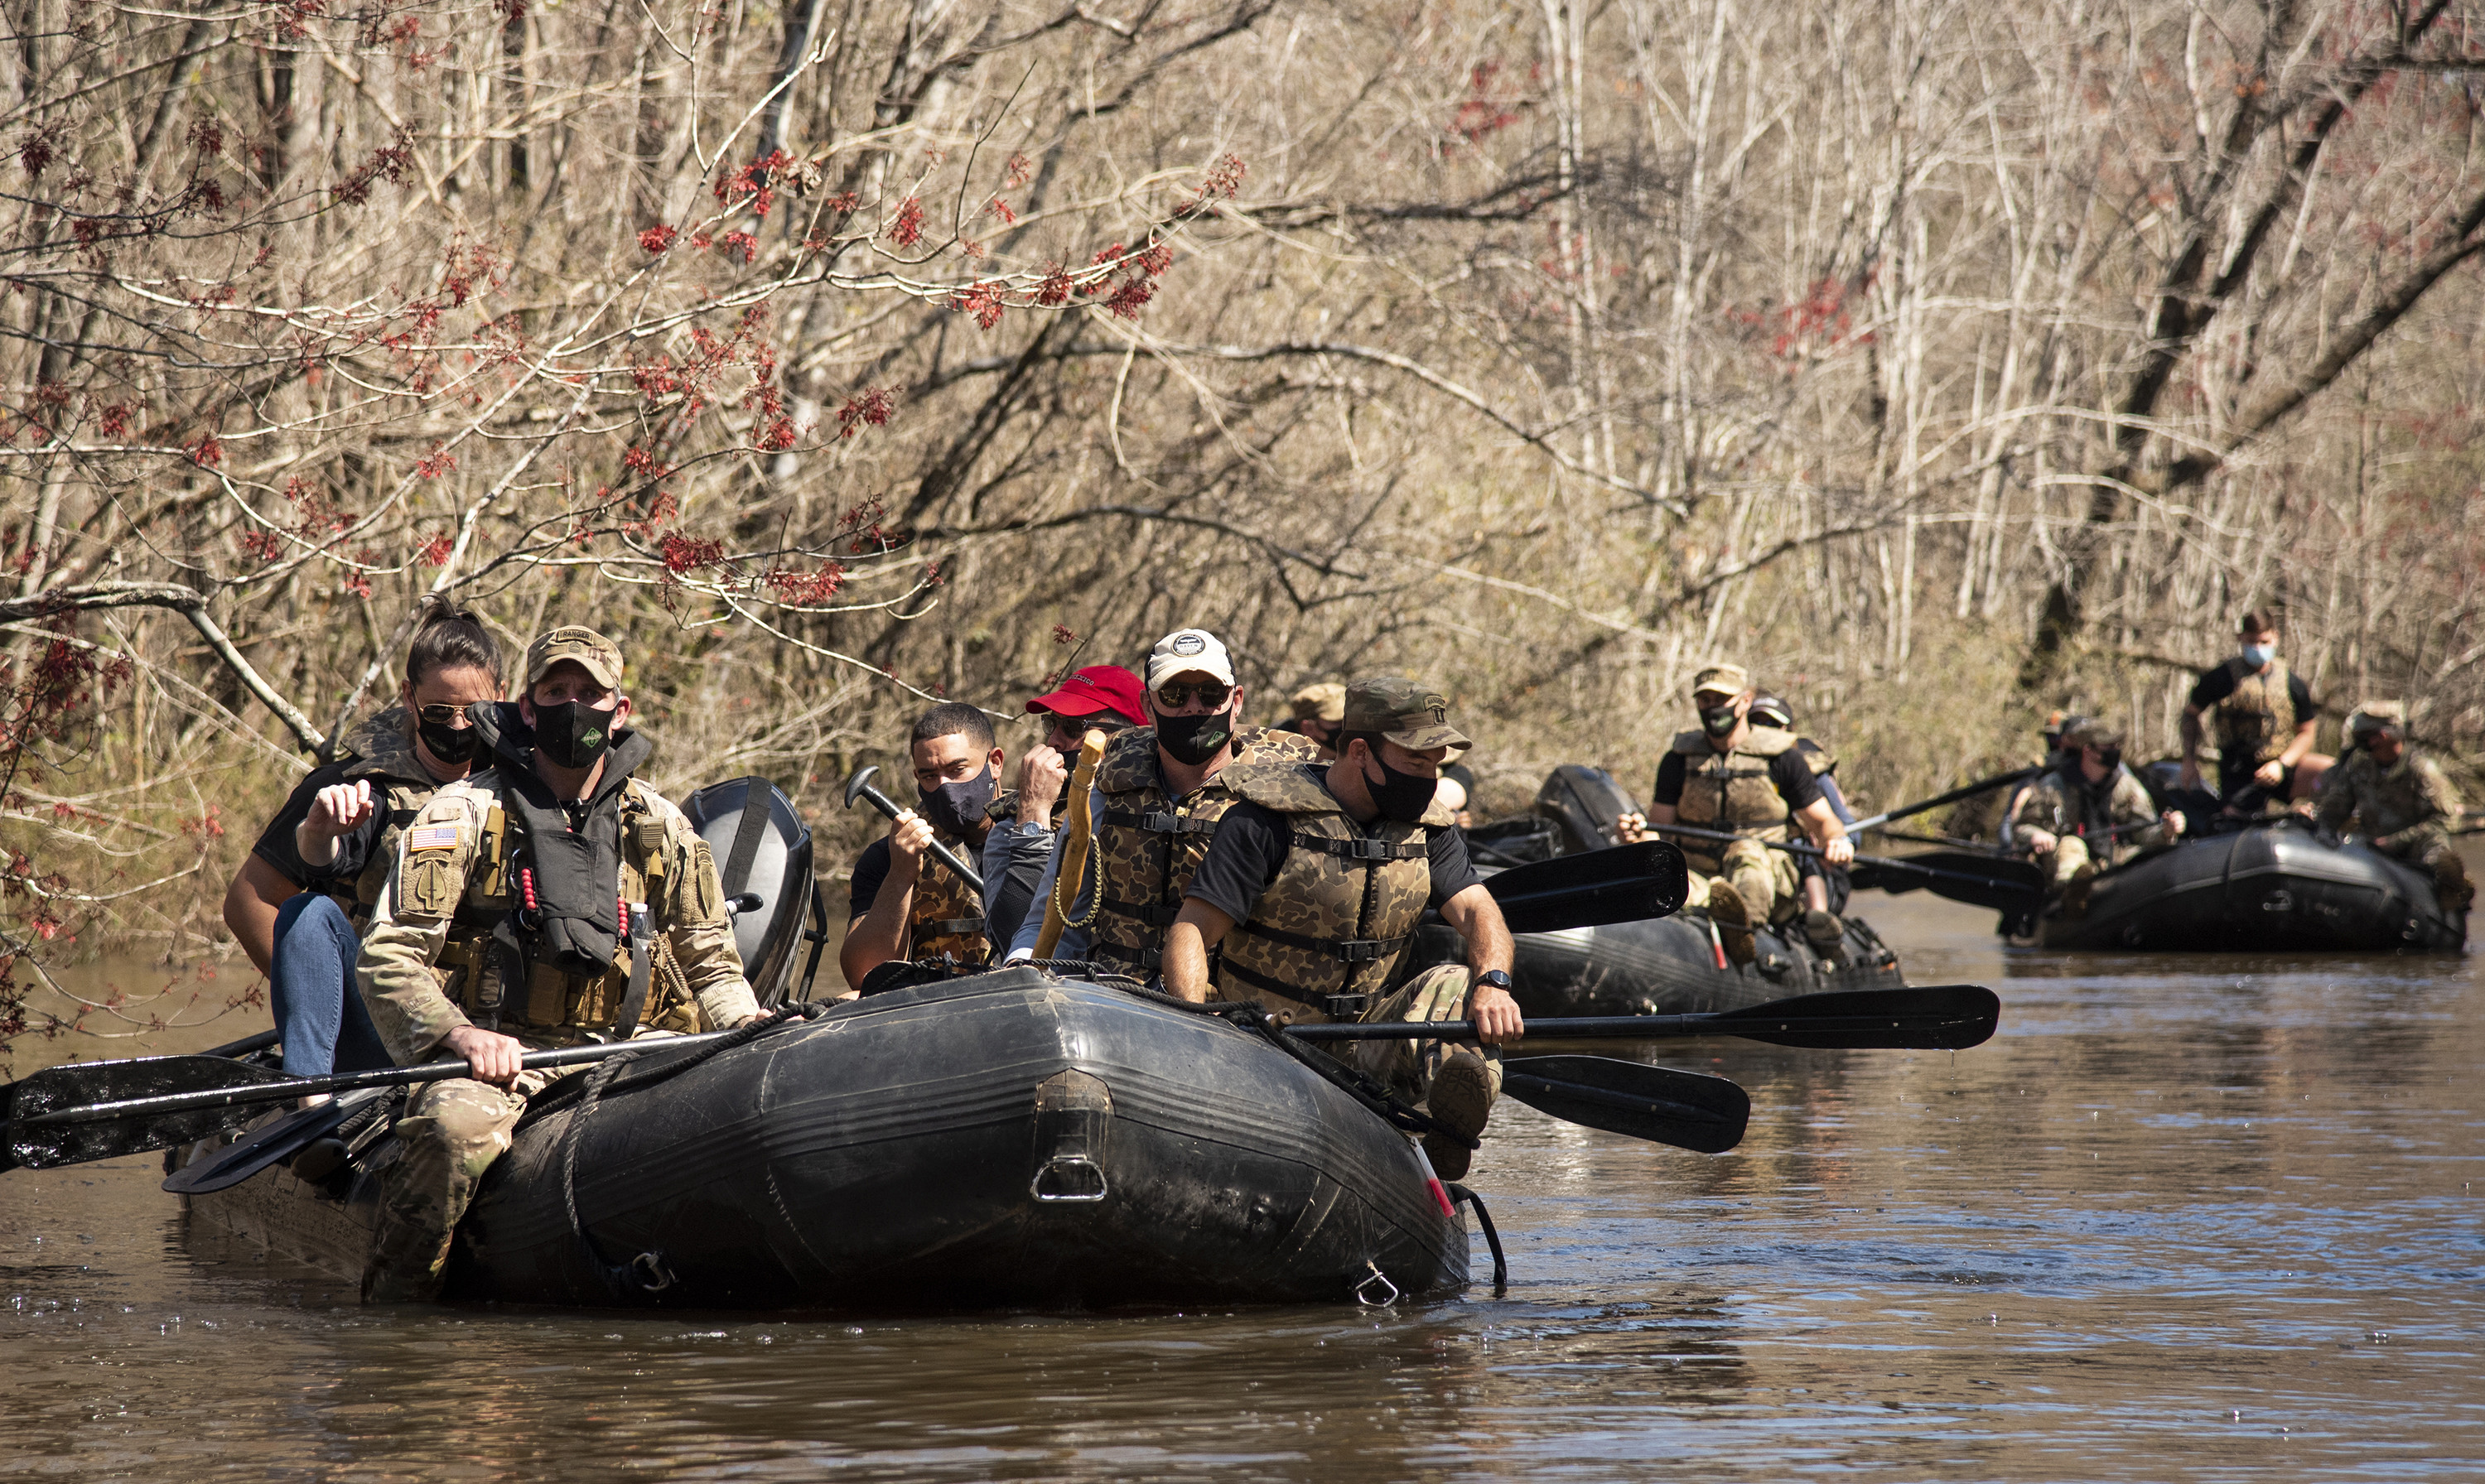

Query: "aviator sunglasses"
<box><xmin>415</xmin><ymin>703</ymin><xmax>474</xmax><ymax>727</ymax></box>
<box><xmin>1154</xmin><ymin>680</ymin><xmax>1232</xmax><ymax>710</ymax></box>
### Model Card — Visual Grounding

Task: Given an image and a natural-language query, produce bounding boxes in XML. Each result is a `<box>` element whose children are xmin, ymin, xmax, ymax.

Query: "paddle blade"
<box><xmin>1872</xmin><ymin>851</ymin><xmax>2045</xmax><ymax>911</ymax></box>
<box><xmin>1499</xmin><ymin>1054</ymin><xmax>1749</xmax><ymax>1154</ymax></box>
<box><xmin>1711</xmin><ymin>984</ymin><xmax>2000</xmax><ymax>1050</ymax></box>
<box><xmin>1485</xmin><ymin>841</ymin><xmax>1689</xmax><ymax>934</ymax></box>
<box><xmin>2</xmin><ymin>1055</ymin><xmax>288</xmax><ymax>1171</ymax></box>
<box><xmin>160</xmin><ymin>1098</ymin><xmax>345</xmax><ymax>1195</ymax></box>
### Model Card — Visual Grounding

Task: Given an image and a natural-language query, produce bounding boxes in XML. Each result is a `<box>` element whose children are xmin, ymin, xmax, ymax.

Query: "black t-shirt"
<box><xmin>251</xmin><ymin>761</ymin><xmax>385</xmax><ymax>889</ymax></box>
<box><xmin>848</xmin><ymin>838</ymin><xmax>894</xmax><ymax>921</ymax></box>
<box><xmin>2188</xmin><ymin>663</ymin><xmax>2314</xmax><ymax>720</ymax></box>
<box><xmin>1185</xmin><ymin>794</ymin><xmax>1480</xmax><ymax>928</ymax></box>
<box><xmin>1652</xmin><ymin>746</ymin><xmax>1823</xmax><ymax>812</ymax></box>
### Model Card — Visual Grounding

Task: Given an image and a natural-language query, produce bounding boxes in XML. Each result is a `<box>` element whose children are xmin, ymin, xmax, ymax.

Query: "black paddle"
<box><xmin>1</xmin><ymin>1029</ymin><xmax>745</xmax><ymax>1172</ymax></box>
<box><xmin>840</xmin><ymin>764</ymin><xmax>985</xmax><ymax>892</ymax></box>
<box><xmin>1499</xmin><ymin>1055</ymin><xmax>1747</xmax><ymax>1154</ymax></box>
<box><xmin>1846</xmin><ymin>765</ymin><xmax>2043</xmax><ymax>833</ymax></box>
<box><xmin>1284</xmin><ymin>984</ymin><xmax>2001</xmax><ymax>1052</ymax></box>
<box><xmin>1651</xmin><ymin>822</ymin><xmax>2043</xmax><ymax>911</ymax></box>
<box><xmin>1480</xmin><ymin>841</ymin><xmax>1689</xmax><ymax>932</ymax></box>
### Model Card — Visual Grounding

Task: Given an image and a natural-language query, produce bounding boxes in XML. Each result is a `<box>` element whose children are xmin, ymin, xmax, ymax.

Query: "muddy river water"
<box><xmin>2</xmin><ymin>891</ymin><xmax>2479</xmax><ymax>1481</ymax></box>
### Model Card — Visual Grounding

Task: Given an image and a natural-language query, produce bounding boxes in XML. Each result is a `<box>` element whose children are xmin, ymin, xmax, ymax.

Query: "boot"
<box><xmin>2437</xmin><ymin>855</ymin><xmax>2473</xmax><ymax>918</ymax></box>
<box><xmin>1802</xmin><ymin>908</ymin><xmax>1847</xmax><ymax>963</ymax></box>
<box><xmin>2063</xmin><ymin>862</ymin><xmax>2097</xmax><ymax>919</ymax></box>
<box><xmin>1421</xmin><ymin>1051</ymin><xmax>1497</xmax><ymax>1182</ymax></box>
<box><xmin>360</xmin><ymin>1197</ymin><xmax>454</xmax><ymax>1305</ymax></box>
<box><xmin>1706</xmin><ymin>879</ymin><xmax>1757</xmax><ymax>966</ymax></box>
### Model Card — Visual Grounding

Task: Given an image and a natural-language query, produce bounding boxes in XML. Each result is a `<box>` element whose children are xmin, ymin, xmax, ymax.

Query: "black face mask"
<box><xmin>1699</xmin><ymin>702</ymin><xmax>1740</xmax><ymax>738</ymax></box>
<box><xmin>2097</xmin><ymin>749</ymin><xmax>2123</xmax><ymax>773</ymax></box>
<box><xmin>532</xmin><ymin>700</ymin><xmax>616</xmax><ymax>769</ymax></box>
<box><xmin>1361</xmin><ymin>748</ymin><xmax>1438</xmax><ymax>824</ymax></box>
<box><xmin>417</xmin><ymin>711</ymin><xmax>479</xmax><ymax>765</ymax></box>
<box><xmin>1154</xmin><ymin>708</ymin><xmax>1235</xmax><ymax>767</ymax></box>
<box><xmin>919</xmin><ymin>765</ymin><xmax>996</xmax><ymax>836</ymax></box>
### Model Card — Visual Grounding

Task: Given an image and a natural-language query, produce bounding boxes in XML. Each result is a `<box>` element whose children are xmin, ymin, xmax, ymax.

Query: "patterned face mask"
<box><xmin>532</xmin><ymin>699</ymin><xmax>615</xmax><ymax>768</ymax></box>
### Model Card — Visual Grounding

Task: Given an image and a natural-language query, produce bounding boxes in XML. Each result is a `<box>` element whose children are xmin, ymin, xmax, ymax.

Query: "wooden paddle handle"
<box><xmin>1034</xmin><ymin>729</ymin><xmax>1109</xmax><ymax>957</ymax></box>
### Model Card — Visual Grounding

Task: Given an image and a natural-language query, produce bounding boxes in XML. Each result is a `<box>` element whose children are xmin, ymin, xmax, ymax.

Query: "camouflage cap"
<box><xmin>2067</xmin><ymin>718</ymin><xmax>2124</xmax><ymax>751</ymax></box>
<box><xmin>524</xmin><ymin>625</ymin><xmax>623</xmax><ymax>690</ymax></box>
<box><xmin>1690</xmin><ymin>662</ymin><xmax>1749</xmax><ymax>699</ymax></box>
<box><xmin>2348</xmin><ymin>699</ymin><xmax>2406</xmax><ymax>734</ymax></box>
<box><xmin>1289</xmin><ymin>681</ymin><xmax>1346</xmax><ymax>722</ymax></box>
<box><xmin>1343</xmin><ymin>676</ymin><xmax>1469</xmax><ymax>754</ymax></box>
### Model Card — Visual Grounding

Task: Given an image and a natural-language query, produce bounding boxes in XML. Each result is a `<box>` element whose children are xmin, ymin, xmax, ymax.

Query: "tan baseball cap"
<box><xmin>524</xmin><ymin>625</ymin><xmax>624</xmax><ymax>689</ymax></box>
<box><xmin>1343</xmin><ymin>676</ymin><xmax>1469</xmax><ymax>754</ymax></box>
<box><xmin>1145</xmin><ymin>629</ymin><xmax>1237</xmax><ymax>688</ymax></box>
<box><xmin>1690</xmin><ymin>662</ymin><xmax>1749</xmax><ymax>699</ymax></box>
<box><xmin>1289</xmin><ymin>682</ymin><xmax>1346</xmax><ymax>722</ymax></box>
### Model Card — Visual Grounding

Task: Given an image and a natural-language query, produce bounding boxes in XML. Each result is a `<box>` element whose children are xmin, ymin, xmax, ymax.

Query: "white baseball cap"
<box><xmin>1144</xmin><ymin>629</ymin><xmax>1237</xmax><ymax>689</ymax></box>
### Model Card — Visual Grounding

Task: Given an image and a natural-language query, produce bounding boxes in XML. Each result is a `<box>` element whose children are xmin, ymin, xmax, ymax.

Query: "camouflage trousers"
<box><xmin>362</xmin><ymin>1058</ymin><xmax>579</xmax><ymax>1304</ymax></box>
<box><xmin>2376</xmin><ymin>826</ymin><xmax>2471</xmax><ymax>911</ymax></box>
<box><xmin>2043</xmin><ymin>834</ymin><xmax>2097</xmax><ymax>886</ymax></box>
<box><xmin>1680</xmin><ymin>840</ymin><xmax>1801</xmax><ymax>924</ymax></box>
<box><xmin>1347</xmin><ymin>963</ymin><xmax>1503</xmax><ymax>1113</ymax></box>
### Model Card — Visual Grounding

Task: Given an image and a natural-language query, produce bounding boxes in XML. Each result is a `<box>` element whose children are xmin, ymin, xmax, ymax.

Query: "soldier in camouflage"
<box><xmin>1163</xmin><ymin>677</ymin><xmax>1519</xmax><ymax>1181</ymax></box>
<box><xmin>2008</xmin><ymin>720</ymin><xmax>2186</xmax><ymax>918</ymax></box>
<box><xmin>1006</xmin><ymin>628</ymin><xmax>1318</xmax><ymax>972</ymax></box>
<box><xmin>355</xmin><ymin>626</ymin><xmax>761</xmax><ymax>1303</ymax></box>
<box><xmin>2315</xmin><ymin>701</ymin><xmax>2473</xmax><ymax>917</ymax></box>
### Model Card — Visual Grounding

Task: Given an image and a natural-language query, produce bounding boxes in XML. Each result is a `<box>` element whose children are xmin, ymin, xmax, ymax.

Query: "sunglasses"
<box><xmin>1154</xmin><ymin>680</ymin><xmax>1232</xmax><ymax>710</ymax></box>
<box><xmin>415</xmin><ymin>704</ymin><xmax>471</xmax><ymax>726</ymax></box>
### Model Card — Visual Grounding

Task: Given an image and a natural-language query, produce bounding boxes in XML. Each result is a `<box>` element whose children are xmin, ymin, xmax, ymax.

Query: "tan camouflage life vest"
<box><xmin>427</xmin><ymin>777</ymin><xmax>705</xmax><ymax>1038</ymax></box>
<box><xmin>906</xmin><ymin>833</ymin><xmax>990</xmax><ymax>965</ymax></box>
<box><xmin>1083</xmin><ymin>725</ymin><xmax>1319</xmax><ymax>975</ymax></box>
<box><xmin>2212</xmin><ymin>656</ymin><xmax>2298</xmax><ymax>768</ymax></box>
<box><xmin>1670</xmin><ymin>725</ymin><xmax>1801</xmax><ymax>874</ymax></box>
<box><xmin>1209</xmin><ymin>758</ymin><xmax>1451</xmax><ymax>1024</ymax></box>
<box><xmin>330</xmin><ymin>708</ymin><xmax>444</xmax><ymax>923</ymax></box>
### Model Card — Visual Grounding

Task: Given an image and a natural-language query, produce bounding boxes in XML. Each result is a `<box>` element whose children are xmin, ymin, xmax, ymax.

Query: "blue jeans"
<box><xmin>271</xmin><ymin>894</ymin><xmax>393</xmax><ymax>1075</ymax></box>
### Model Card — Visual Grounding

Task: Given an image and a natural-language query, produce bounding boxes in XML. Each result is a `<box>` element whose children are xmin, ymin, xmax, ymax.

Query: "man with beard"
<box><xmin>981</xmin><ymin>666</ymin><xmax>1146</xmax><ymax>951</ymax></box>
<box><xmin>2009</xmin><ymin>720</ymin><xmax>2186</xmax><ymax>917</ymax></box>
<box><xmin>840</xmin><ymin>702</ymin><xmax>1007</xmax><ymax>985</ymax></box>
<box><xmin>1006</xmin><ymin>629</ymin><xmax>1316</xmax><ymax>970</ymax></box>
<box><xmin>355</xmin><ymin>626</ymin><xmax>762</xmax><ymax>1302</ymax></box>
<box><xmin>1161</xmin><ymin>677</ymin><xmax>1519</xmax><ymax>1180</ymax></box>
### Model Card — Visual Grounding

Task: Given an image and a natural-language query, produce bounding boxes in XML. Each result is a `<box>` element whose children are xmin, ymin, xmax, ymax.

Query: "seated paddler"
<box><xmin>2315</xmin><ymin>701</ymin><xmax>2472</xmax><ymax>917</ymax></box>
<box><xmin>1161</xmin><ymin>676</ymin><xmax>1519</xmax><ymax>1182</ymax></box>
<box><xmin>1617</xmin><ymin>662</ymin><xmax>1852</xmax><ymax>966</ymax></box>
<box><xmin>355</xmin><ymin>624</ymin><xmax>764</xmax><ymax>1303</ymax></box>
<box><xmin>2007</xmin><ymin>719</ymin><xmax>2185</xmax><ymax>918</ymax></box>
<box><xmin>839</xmin><ymin>701</ymin><xmax>1008</xmax><ymax>987</ymax></box>
<box><xmin>1006</xmin><ymin>627</ymin><xmax>1316</xmax><ymax>973</ymax></box>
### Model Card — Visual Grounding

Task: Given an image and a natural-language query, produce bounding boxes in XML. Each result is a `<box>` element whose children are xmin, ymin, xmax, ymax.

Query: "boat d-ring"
<box><xmin>629</xmin><ymin>1250</ymin><xmax>678</xmax><ymax>1294</ymax></box>
<box><xmin>1353</xmin><ymin>1261</ymin><xmax>1400</xmax><ymax>1308</ymax></box>
<box><xmin>1030</xmin><ymin>1154</ymin><xmax>1109</xmax><ymax>1202</ymax></box>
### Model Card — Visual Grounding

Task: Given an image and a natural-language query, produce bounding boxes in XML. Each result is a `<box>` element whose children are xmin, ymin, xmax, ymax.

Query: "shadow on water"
<box><xmin>4</xmin><ymin>903</ymin><xmax>2482</xmax><ymax>1480</ymax></box>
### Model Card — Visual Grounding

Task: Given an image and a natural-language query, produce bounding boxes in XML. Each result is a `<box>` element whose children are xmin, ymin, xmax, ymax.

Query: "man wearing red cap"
<box><xmin>981</xmin><ymin>664</ymin><xmax>1149</xmax><ymax>955</ymax></box>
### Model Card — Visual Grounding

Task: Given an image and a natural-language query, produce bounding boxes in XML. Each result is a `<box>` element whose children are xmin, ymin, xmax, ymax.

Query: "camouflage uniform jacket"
<box><xmin>321</xmin><ymin>707</ymin><xmax>448</xmax><ymax>925</ymax></box>
<box><xmin>905</xmin><ymin>831</ymin><xmax>992</xmax><ymax>965</ymax></box>
<box><xmin>1209</xmin><ymin>758</ymin><xmax>1453</xmax><ymax>1024</ymax></box>
<box><xmin>1667</xmin><ymin>725</ymin><xmax>1801</xmax><ymax>875</ymax></box>
<box><xmin>2315</xmin><ymin>749</ymin><xmax>2463</xmax><ymax>852</ymax></box>
<box><xmin>357</xmin><ymin>738</ymin><xmax>755</xmax><ymax>1063</ymax></box>
<box><xmin>2007</xmin><ymin>764</ymin><xmax>2170</xmax><ymax>866</ymax></box>
<box><xmin>1073</xmin><ymin>725</ymin><xmax>1320</xmax><ymax>974</ymax></box>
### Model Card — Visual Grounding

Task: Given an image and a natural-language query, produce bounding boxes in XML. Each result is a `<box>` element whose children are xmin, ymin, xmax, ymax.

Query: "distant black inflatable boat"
<box><xmin>176</xmin><ymin>970</ymin><xmax>1471</xmax><ymax>1309</ymax></box>
<box><xmin>2017</xmin><ymin>822</ymin><xmax>2466</xmax><ymax>952</ymax></box>
<box><xmin>1410</xmin><ymin>767</ymin><xmax>1904</xmax><ymax>1016</ymax></box>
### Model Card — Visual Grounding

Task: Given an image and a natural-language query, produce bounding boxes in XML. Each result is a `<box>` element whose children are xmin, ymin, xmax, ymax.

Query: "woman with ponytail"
<box><xmin>220</xmin><ymin>597</ymin><xmax>505</xmax><ymax>1079</ymax></box>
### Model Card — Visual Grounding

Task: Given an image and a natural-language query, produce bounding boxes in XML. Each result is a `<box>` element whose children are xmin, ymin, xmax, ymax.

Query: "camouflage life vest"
<box><xmin>2212</xmin><ymin>656</ymin><xmax>2299</xmax><ymax>768</ymax></box>
<box><xmin>329</xmin><ymin>707</ymin><xmax>444</xmax><ymax>924</ymax></box>
<box><xmin>1795</xmin><ymin>736</ymin><xmax>1836</xmax><ymax>778</ymax></box>
<box><xmin>1669</xmin><ymin>725</ymin><xmax>1801</xmax><ymax>874</ymax></box>
<box><xmin>1083</xmin><ymin>725</ymin><xmax>1319</xmax><ymax>975</ymax></box>
<box><xmin>1209</xmin><ymin>759</ymin><xmax>1450</xmax><ymax>1024</ymax></box>
<box><xmin>906</xmin><ymin>835</ymin><xmax>991</xmax><ymax>965</ymax></box>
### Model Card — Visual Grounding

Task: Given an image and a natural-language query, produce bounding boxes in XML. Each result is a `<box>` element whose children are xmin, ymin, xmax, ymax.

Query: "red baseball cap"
<box><xmin>1025</xmin><ymin>664</ymin><xmax>1146</xmax><ymax>726</ymax></box>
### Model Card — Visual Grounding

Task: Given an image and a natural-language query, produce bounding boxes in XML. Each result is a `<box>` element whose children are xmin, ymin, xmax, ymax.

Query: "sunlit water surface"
<box><xmin>4</xmin><ymin>892</ymin><xmax>2480</xmax><ymax>1481</ymax></box>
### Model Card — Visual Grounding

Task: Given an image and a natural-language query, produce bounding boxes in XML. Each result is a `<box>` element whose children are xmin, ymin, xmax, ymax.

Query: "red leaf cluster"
<box><xmin>763</xmin><ymin>562</ymin><xmax>847</xmax><ymax>605</ymax></box>
<box><xmin>639</xmin><ymin>223</ymin><xmax>679</xmax><ymax>255</ymax></box>
<box><xmin>417</xmin><ymin>532</ymin><xmax>454</xmax><ymax>566</ymax></box>
<box><xmin>888</xmin><ymin>195</ymin><xmax>925</xmax><ymax>248</ymax></box>
<box><xmin>837</xmin><ymin>387</ymin><xmax>895</xmax><ymax>438</ymax></box>
<box><xmin>660</xmin><ymin>531</ymin><xmax>725</xmax><ymax>576</ymax></box>
<box><xmin>951</xmin><ymin>280</ymin><xmax>1006</xmax><ymax>330</ymax></box>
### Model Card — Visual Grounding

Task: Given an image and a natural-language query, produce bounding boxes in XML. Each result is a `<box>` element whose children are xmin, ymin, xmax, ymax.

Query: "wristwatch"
<box><xmin>1475</xmin><ymin>970</ymin><xmax>1513</xmax><ymax>992</ymax></box>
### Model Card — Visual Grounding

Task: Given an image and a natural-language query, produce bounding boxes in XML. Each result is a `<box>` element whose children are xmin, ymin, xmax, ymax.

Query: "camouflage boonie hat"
<box><xmin>524</xmin><ymin>626</ymin><xmax>623</xmax><ymax>689</ymax></box>
<box><xmin>1690</xmin><ymin>662</ymin><xmax>1749</xmax><ymax>699</ymax></box>
<box><xmin>1289</xmin><ymin>682</ymin><xmax>1346</xmax><ymax>723</ymax></box>
<box><xmin>2348</xmin><ymin>700</ymin><xmax>2406</xmax><ymax>735</ymax></box>
<box><xmin>1343</xmin><ymin>676</ymin><xmax>1469</xmax><ymax>754</ymax></box>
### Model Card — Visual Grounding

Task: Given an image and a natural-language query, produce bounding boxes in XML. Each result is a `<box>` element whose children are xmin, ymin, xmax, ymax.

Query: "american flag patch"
<box><xmin>407</xmin><ymin>825</ymin><xmax>462</xmax><ymax>851</ymax></box>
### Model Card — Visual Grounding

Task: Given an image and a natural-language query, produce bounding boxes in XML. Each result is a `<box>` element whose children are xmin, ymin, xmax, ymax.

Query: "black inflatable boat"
<box><xmin>175</xmin><ymin>969</ymin><xmax>1471</xmax><ymax>1309</ymax></box>
<box><xmin>1414</xmin><ymin>768</ymin><xmax>1904</xmax><ymax>1015</ymax></box>
<box><xmin>2015</xmin><ymin>819</ymin><xmax>2466</xmax><ymax>952</ymax></box>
